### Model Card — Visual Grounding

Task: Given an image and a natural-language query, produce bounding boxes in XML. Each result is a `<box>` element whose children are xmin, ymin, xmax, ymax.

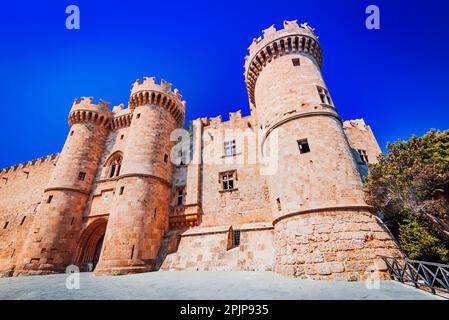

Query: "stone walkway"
<box><xmin>0</xmin><ymin>271</ymin><xmax>443</xmax><ymax>300</ymax></box>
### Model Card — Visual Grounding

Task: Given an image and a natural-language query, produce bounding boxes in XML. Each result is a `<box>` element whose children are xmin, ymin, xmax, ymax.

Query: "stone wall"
<box><xmin>84</xmin><ymin>123</ymin><xmax>130</xmax><ymax>218</ymax></box>
<box><xmin>0</xmin><ymin>155</ymin><xmax>57</xmax><ymax>275</ymax></box>
<box><xmin>95</xmin><ymin>175</ymin><xmax>171</xmax><ymax>275</ymax></box>
<box><xmin>0</xmin><ymin>18</ymin><xmax>400</xmax><ymax>279</ymax></box>
<box><xmin>0</xmin><ymin>155</ymin><xmax>57</xmax><ymax>210</ymax></box>
<box><xmin>344</xmin><ymin>119</ymin><xmax>382</xmax><ymax>164</ymax></box>
<box><xmin>95</xmin><ymin>93</ymin><xmax>180</xmax><ymax>274</ymax></box>
<box><xmin>14</xmin><ymin>112</ymin><xmax>111</xmax><ymax>275</ymax></box>
<box><xmin>161</xmin><ymin>222</ymin><xmax>274</xmax><ymax>271</ymax></box>
<box><xmin>266</xmin><ymin>116</ymin><xmax>367</xmax><ymax>219</ymax></box>
<box><xmin>199</xmin><ymin>113</ymin><xmax>273</xmax><ymax>227</ymax></box>
<box><xmin>274</xmin><ymin>209</ymin><xmax>403</xmax><ymax>280</ymax></box>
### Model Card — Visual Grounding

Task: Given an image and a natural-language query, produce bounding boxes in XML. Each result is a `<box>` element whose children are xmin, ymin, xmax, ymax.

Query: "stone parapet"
<box><xmin>129</xmin><ymin>77</ymin><xmax>185</xmax><ymax>122</ymax></box>
<box><xmin>244</xmin><ymin>20</ymin><xmax>322</xmax><ymax>107</ymax></box>
<box><xmin>68</xmin><ymin>97</ymin><xmax>112</xmax><ymax>128</ymax></box>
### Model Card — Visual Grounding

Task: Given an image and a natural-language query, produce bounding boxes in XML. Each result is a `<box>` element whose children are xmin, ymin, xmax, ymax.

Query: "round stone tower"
<box><xmin>94</xmin><ymin>77</ymin><xmax>185</xmax><ymax>275</ymax></box>
<box><xmin>244</xmin><ymin>20</ymin><xmax>401</xmax><ymax>280</ymax></box>
<box><xmin>14</xmin><ymin>97</ymin><xmax>112</xmax><ymax>275</ymax></box>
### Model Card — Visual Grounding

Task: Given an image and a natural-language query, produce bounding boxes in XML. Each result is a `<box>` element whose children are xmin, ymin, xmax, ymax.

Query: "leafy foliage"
<box><xmin>364</xmin><ymin>129</ymin><xmax>449</xmax><ymax>263</ymax></box>
<box><xmin>398</xmin><ymin>215</ymin><xmax>448</xmax><ymax>262</ymax></box>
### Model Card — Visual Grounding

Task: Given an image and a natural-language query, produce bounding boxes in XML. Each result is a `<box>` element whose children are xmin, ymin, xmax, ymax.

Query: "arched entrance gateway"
<box><xmin>74</xmin><ymin>218</ymin><xmax>108</xmax><ymax>272</ymax></box>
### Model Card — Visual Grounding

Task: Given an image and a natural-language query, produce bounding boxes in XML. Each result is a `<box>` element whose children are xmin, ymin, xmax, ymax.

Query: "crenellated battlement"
<box><xmin>72</xmin><ymin>96</ymin><xmax>111</xmax><ymax>110</ymax></box>
<box><xmin>111</xmin><ymin>112</ymin><xmax>133</xmax><ymax>130</ymax></box>
<box><xmin>244</xmin><ymin>20</ymin><xmax>323</xmax><ymax>107</ymax></box>
<box><xmin>129</xmin><ymin>77</ymin><xmax>186</xmax><ymax>122</ymax></box>
<box><xmin>343</xmin><ymin>119</ymin><xmax>369</xmax><ymax>131</ymax></box>
<box><xmin>245</xmin><ymin>20</ymin><xmax>318</xmax><ymax>58</ymax></box>
<box><xmin>0</xmin><ymin>153</ymin><xmax>59</xmax><ymax>176</ymax></box>
<box><xmin>196</xmin><ymin>109</ymin><xmax>254</xmax><ymax>128</ymax></box>
<box><xmin>68</xmin><ymin>97</ymin><xmax>113</xmax><ymax>128</ymax></box>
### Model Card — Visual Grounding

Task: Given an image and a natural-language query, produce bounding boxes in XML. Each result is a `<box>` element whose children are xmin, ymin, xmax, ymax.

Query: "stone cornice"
<box><xmin>44</xmin><ymin>187</ymin><xmax>90</xmax><ymax>195</ymax></box>
<box><xmin>272</xmin><ymin>205</ymin><xmax>375</xmax><ymax>225</ymax></box>
<box><xmin>260</xmin><ymin>110</ymin><xmax>342</xmax><ymax>155</ymax></box>
<box><xmin>116</xmin><ymin>173</ymin><xmax>171</xmax><ymax>187</ymax></box>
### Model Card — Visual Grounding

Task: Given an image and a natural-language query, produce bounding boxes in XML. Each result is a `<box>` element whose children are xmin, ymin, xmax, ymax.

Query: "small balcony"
<box><xmin>169</xmin><ymin>204</ymin><xmax>202</xmax><ymax>228</ymax></box>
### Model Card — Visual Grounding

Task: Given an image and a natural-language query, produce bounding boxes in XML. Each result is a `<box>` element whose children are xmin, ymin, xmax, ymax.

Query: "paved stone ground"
<box><xmin>0</xmin><ymin>271</ymin><xmax>443</xmax><ymax>300</ymax></box>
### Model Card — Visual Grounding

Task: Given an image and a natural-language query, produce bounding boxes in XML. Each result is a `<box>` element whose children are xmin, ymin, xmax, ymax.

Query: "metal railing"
<box><xmin>381</xmin><ymin>256</ymin><xmax>449</xmax><ymax>295</ymax></box>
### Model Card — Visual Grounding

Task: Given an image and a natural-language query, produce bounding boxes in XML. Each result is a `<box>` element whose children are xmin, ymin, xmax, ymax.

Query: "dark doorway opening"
<box><xmin>92</xmin><ymin>235</ymin><xmax>104</xmax><ymax>269</ymax></box>
<box><xmin>75</xmin><ymin>219</ymin><xmax>107</xmax><ymax>272</ymax></box>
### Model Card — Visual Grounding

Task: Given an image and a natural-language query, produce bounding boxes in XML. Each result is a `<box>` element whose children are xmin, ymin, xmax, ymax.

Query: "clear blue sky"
<box><xmin>1</xmin><ymin>0</ymin><xmax>448</xmax><ymax>169</ymax></box>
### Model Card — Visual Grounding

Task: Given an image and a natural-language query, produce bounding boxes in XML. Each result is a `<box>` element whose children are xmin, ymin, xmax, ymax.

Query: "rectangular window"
<box><xmin>70</xmin><ymin>130</ymin><xmax>74</xmax><ymax>136</ymax></box>
<box><xmin>220</xmin><ymin>171</ymin><xmax>236</xmax><ymax>191</ymax></box>
<box><xmin>316</xmin><ymin>86</ymin><xmax>332</xmax><ymax>106</ymax></box>
<box><xmin>224</xmin><ymin>139</ymin><xmax>237</xmax><ymax>157</ymax></box>
<box><xmin>276</xmin><ymin>198</ymin><xmax>282</xmax><ymax>211</ymax></box>
<box><xmin>130</xmin><ymin>245</ymin><xmax>135</xmax><ymax>259</ymax></box>
<box><xmin>177</xmin><ymin>189</ymin><xmax>184</xmax><ymax>206</ymax></box>
<box><xmin>233</xmin><ymin>229</ymin><xmax>241</xmax><ymax>247</ymax></box>
<box><xmin>119</xmin><ymin>186</ymin><xmax>124</xmax><ymax>195</ymax></box>
<box><xmin>164</xmin><ymin>154</ymin><xmax>168</xmax><ymax>163</ymax></box>
<box><xmin>292</xmin><ymin>58</ymin><xmax>300</xmax><ymax>66</ymax></box>
<box><xmin>47</xmin><ymin>195</ymin><xmax>53</xmax><ymax>203</ymax></box>
<box><xmin>136</xmin><ymin>113</ymin><xmax>141</xmax><ymax>119</ymax></box>
<box><xmin>357</xmin><ymin>149</ymin><xmax>369</xmax><ymax>164</ymax></box>
<box><xmin>297</xmin><ymin>139</ymin><xmax>310</xmax><ymax>154</ymax></box>
<box><xmin>120</xmin><ymin>134</ymin><xmax>124</xmax><ymax>140</ymax></box>
<box><xmin>78</xmin><ymin>172</ymin><xmax>86</xmax><ymax>181</ymax></box>
<box><xmin>178</xmin><ymin>150</ymin><xmax>185</xmax><ymax>165</ymax></box>
<box><xmin>3</xmin><ymin>221</ymin><xmax>9</xmax><ymax>229</ymax></box>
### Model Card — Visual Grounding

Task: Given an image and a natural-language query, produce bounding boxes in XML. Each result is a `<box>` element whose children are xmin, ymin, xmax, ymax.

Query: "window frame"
<box><xmin>105</xmin><ymin>152</ymin><xmax>123</xmax><ymax>179</ymax></box>
<box><xmin>78</xmin><ymin>171</ymin><xmax>86</xmax><ymax>181</ymax></box>
<box><xmin>219</xmin><ymin>170</ymin><xmax>237</xmax><ymax>191</ymax></box>
<box><xmin>233</xmin><ymin>229</ymin><xmax>241</xmax><ymax>247</ymax></box>
<box><xmin>297</xmin><ymin>139</ymin><xmax>311</xmax><ymax>154</ymax></box>
<box><xmin>176</xmin><ymin>188</ymin><xmax>184</xmax><ymax>206</ymax></box>
<box><xmin>223</xmin><ymin>139</ymin><xmax>237</xmax><ymax>157</ymax></box>
<box><xmin>316</xmin><ymin>86</ymin><xmax>333</xmax><ymax>106</ymax></box>
<box><xmin>357</xmin><ymin>149</ymin><xmax>369</xmax><ymax>164</ymax></box>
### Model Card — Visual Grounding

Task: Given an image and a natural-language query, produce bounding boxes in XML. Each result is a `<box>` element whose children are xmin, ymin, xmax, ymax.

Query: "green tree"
<box><xmin>364</xmin><ymin>129</ymin><xmax>449</xmax><ymax>263</ymax></box>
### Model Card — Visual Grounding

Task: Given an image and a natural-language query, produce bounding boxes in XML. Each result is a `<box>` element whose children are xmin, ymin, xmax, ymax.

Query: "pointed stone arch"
<box><xmin>74</xmin><ymin>218</ymin><xmax>108</xmax><ymax>271</ymax></box>
<box><xmin>103</xmin><ymin>151</ymin><xmax>123</xmax><ymax>178</ymax></box>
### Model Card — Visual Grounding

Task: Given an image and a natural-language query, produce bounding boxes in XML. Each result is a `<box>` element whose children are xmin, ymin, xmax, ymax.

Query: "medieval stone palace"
<box><xmin>0</xmin><ymin>20</ymin><xmax>402</xmax><ymax>280</ymax></box>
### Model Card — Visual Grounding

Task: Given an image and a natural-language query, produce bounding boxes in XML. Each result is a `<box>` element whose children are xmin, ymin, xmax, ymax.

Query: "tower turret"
<box><xmin>14</xmin><ymin>97</ymin><xmax>112</xmax><ymax>275</ymax></box>
<box><xmin>245</xmin><ymin>21</ymin><xmax>401</xmax><ymax>280</ymax></box>
<box><xmin>94</xmin><ymin>77</ymin><xmax>185</xmax><ymax>275</ymax></box>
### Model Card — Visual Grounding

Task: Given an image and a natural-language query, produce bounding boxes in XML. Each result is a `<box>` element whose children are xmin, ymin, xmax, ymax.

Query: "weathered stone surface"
<box><xmin>274</xmin><ymin>211</ymin><xmax>402</xmax><ymax>280</ymax></box>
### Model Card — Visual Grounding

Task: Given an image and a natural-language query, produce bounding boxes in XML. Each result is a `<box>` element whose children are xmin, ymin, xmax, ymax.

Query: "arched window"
<box><xmin>104</xmin><ymin>152</ymin><xmax>123</xmax><ymax>178</ymax></box>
